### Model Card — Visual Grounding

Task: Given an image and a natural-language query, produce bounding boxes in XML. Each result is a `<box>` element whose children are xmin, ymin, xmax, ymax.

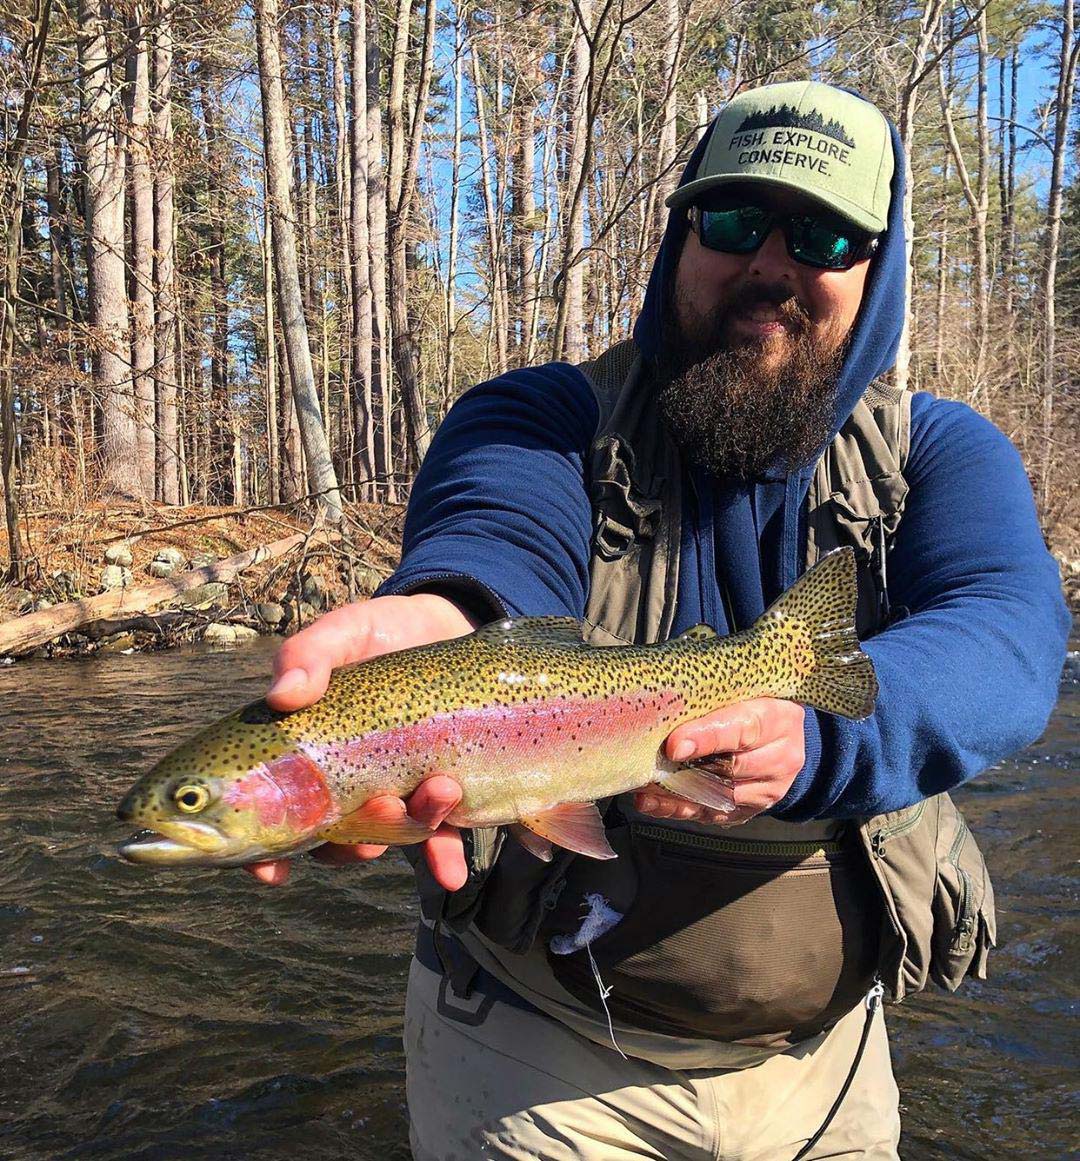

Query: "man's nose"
<box><xmin>746</xmin><ymin>226</ymin><xmax>796</xmax><ymax>281</ymax></box>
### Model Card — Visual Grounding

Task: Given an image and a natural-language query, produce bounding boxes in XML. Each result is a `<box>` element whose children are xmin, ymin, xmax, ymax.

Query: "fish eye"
<box><xmin>174</xmin><ymin>785</ymin><xmax>210</xmax><ymax>813</ymax></box>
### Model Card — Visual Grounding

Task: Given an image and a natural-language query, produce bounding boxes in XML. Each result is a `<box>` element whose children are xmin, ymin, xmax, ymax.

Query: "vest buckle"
<box><xmin>593</xmin><ymin>512</ymin><xmax>635</xmax><ymax>561</ymax></box>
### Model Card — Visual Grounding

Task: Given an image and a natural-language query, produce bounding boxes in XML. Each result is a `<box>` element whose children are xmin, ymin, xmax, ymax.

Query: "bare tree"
<box><xmin>254</xmin><ymin>0</ymin><xmax>343</xmax><ymax>521</ymax></box>
<box><xmin>1</xmin><ymin>0</ymin><xmax>52</xmax><ymax>577</ymax></box>
<box><xmin>1041</xmin><ymin>0</ymin><xmax>1079</xmax><ymax>507</ymax></box>
<box><xmin>152</xmin><ymin>0</ymin><xmax>180</xmax><ymax>504</ymax></box>
<box><xmin>894</xmin><ymin>0</ymin><xmax>945</xmax><ymax>392</ymax></box>
<box><xmin>80</xmin><ymin>0</ymin><xmax>143</xmax><ymax>497</ymax></box>
<box><xmin>350</xmin><ymin>0</ymin><xmax>376</xmax><ymax>493</ymax></box>
<box><xmin>938</xmin><ymin>6</ymin><xmax>991</xmax><ymax>394</ymax></box>
<box><xmin>554</xmin><ymin>0</ymin><xmax>593</xmax><ymax>362</ymax></box>
<box><xmin>386</xmin><ymin>0</ymin><xmax>438</xmax><ymax>464</ymax></box>
<box><xmin>127</xmin><ymin>7</ymin><xmax>157</xmax><ymax>496</ymax></box>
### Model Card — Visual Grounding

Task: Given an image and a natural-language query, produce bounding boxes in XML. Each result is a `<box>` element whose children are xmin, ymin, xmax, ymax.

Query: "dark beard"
<box><xmin>652</xmin><ymin>289</ymin><xmax>845</xmax><ymax>480</ymax></box>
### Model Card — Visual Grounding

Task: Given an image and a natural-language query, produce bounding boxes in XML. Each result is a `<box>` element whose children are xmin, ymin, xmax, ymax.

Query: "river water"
<box><xmin>0</xmin><ymin>639</ymin><xmax>1075</xmax><ymax>1160</ymax></box>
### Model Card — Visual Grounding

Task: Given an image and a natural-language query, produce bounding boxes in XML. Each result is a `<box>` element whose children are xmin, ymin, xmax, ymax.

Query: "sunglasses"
<box><xmin>687</xmin><ymin>201</ymin><xmax>879</xmax><ymax>271</ymax></box>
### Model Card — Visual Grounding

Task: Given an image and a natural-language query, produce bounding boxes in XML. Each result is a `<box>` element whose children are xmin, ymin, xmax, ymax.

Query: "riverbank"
<box><xmin>0</xmin><ymin>500</ymin><xmax>404</xmax><ymax>659</ymax></box>
<box><xmin>1</xmin><ymin>498</ymin><xmax>1077</xmax><ymax>660</ymax></box>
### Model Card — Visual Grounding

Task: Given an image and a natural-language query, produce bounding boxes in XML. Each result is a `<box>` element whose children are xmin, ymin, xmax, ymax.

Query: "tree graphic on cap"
<box><xmin>736</xmin><ymin>104</ymin><xmax>856</xmax><ymax>149</ymax></box>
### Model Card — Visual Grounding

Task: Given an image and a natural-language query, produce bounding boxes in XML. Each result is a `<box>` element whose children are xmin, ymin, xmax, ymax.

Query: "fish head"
<box><xmin>116</xmin><ymin>700</ymin><xmax>335</xmax><ymax>867</ymax></box>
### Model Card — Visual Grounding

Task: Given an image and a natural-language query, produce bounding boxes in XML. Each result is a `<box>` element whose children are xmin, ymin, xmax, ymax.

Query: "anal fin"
<box><xmin>318</xmin><ymin>796</ymin><xmax>434</xmax><ymax>846</ymax></box>
<box><xmin>519</xmin><ymin>802</ymin><xmax>616</xmax><ymax>860</ymax></box>
<box><xmin>658</xmin><ymin>764</ymin><xmax>737</xmax><ymax>814</ymax></box>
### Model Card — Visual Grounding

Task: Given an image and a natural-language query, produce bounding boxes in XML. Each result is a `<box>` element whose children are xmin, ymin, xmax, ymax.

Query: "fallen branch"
<box><xmin>0</xmin><ymin>529</ymin><xmax>337</xmax><ymax>657</ymax></box>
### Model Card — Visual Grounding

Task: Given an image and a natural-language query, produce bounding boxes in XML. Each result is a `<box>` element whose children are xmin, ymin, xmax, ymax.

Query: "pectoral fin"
<box><xmin>519</xmin><ymin>802</ymin><xmax>616</xmax><ymax>860</ymax></box>
<box><xmin>318</xmin><ymin>796</ymin><xmax>434</xmax><ymax>846</ymax></box>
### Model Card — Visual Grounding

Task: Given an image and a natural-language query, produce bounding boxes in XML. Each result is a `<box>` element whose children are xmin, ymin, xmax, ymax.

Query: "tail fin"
<box><xmin>757</xmin><ymin>547</ymin><xmax>878</xmax><ymax>720</ymax></box>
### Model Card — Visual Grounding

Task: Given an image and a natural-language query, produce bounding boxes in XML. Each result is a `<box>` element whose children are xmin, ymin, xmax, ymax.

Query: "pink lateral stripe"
<box><xmin>337</xmin><ymin>690</ymin><xmax>686</xmax><ymax>770</ymax></box>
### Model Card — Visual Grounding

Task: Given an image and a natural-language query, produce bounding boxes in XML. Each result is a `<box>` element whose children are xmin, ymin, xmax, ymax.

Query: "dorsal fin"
<box><xmin>473</xmin><ymin>616</ymin><xmax>586</xmax><ymax>647</ymax></box>
<box><xmin>676</xmin><ymin>623</ymin><xmax>718</xmax><ymax>642</ymax></box>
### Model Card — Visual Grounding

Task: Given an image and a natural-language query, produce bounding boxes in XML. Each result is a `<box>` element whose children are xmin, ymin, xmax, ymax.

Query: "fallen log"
<box><xmin>0</xmin><ymin>529</ymin><xmax>334</xmax><ymax>657</ymax></box>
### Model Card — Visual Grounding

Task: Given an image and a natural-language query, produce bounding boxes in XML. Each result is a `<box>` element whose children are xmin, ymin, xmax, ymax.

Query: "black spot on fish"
<box><xmin>238</xmin><ymin>700</ymin><xmax>288</xmax><ymax>726</ymax></box>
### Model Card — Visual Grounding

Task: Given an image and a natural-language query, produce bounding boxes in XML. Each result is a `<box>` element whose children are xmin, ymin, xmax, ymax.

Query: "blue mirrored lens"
<box><xmin>788</xmin><ymin>216</ymin><xmax>857</xmax><ymax>268</ymax></box>
<box><xmin>699</xmin><ymin>206</ymin><xmax>770</xmax><ymax>253</ymax></box>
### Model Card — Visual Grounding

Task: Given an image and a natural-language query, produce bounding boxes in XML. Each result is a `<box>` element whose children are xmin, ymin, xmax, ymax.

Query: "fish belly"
<box><xmin>440</xmin><ymin>689</ymin><xmax>685</xmax><ymax>826</ymax></box>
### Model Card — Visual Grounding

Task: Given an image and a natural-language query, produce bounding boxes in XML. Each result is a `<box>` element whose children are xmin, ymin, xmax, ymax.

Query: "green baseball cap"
<box><xmin>666</xmin><ymin>81</ymin><xmax>894</xmax><ymax>234</ymax></box>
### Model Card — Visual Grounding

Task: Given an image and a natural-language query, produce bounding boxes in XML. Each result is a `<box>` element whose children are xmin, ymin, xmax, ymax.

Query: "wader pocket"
<box><xmin>930</xmin><ymin>804</ymin><xmax>996</xmax><ymax>989</ymax></box>
<box><xmin>544</xmin><ymin>822</ymin><xmax>882</xmax><ymax>1047</ymax></box>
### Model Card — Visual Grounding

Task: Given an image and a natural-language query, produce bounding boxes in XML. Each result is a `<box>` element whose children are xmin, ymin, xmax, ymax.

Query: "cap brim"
<box><xmin>665</xmin><ymin>173</ymin><xmax>886</xmax><ymax>234</ymax></box>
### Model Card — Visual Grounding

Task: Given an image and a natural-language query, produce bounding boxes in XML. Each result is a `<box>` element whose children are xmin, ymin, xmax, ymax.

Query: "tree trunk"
<box><xmin>1041</xmin><ymin>0</ymin><xmax>1079</xmax><ymax>509</ymax></box>
<box><xmin>350</xmin><ymin>0</ymin><xmax>375</xmax><ymax>494</ymax></box>
<box><xmin>935</xmin><ymin>146</ymin><xmax>949</xmax><ymax>378</ymax></box>
<box><xmin>894</xmin><ymin>0</ymin><xmax>944</xmax><ymax>392</ymax></box>
<box><xmin>937</xmin><ymin>8</ymin><xmax>990</xmax><ymax>394</ymax></box>
<box><xmin>653</xmin><ymin>0</ymin><xmax>684</xmax><ymax>242</ymax></box>
<box><xmin>80</xmin><ymin>0</ymin><xmax>142</xmax><ymax>497</ymax></box>
<box><xmin>445</xmin><ymin>0</ymin><xmax>465</xmax><ymax>402</ymax></box>
<box><xmin>386</xmin><ymin>0</ymin><xmax>437</xmax><ymax>468</ymax></box>
<box><xmin>330</xmin><ymin>0</ymin><xmax>354</xmax><ymax>478</ymax></box>
<box><xmin>366</xmin><ymin>2</ymin><xmax>392</xmax><ymax>497</ymax></box>
<box><xmin>254</xmin><ymin>0</ymin><xmax>343</xmax><ymax>521</ymax></box>
<box><xmin>552</xmin><ymin>0</ymin><xmax>592</xmax><ymax>362</ymax></box>
<box><xmin>126</xmin><ymin>9</ymin><xmax>157</xmax><ymax>498</ymax></box>
<box><xmin>262</xmin><ymin>202</ymin><xmax>280</xmax><ymax>504</ymax></box>
<box><xmin>513</xmin><ymin>4</ymin><xmax>540</xmax><ymax>367</ymax></box>
<box><xmin>1006</xmin><ymin>43</ymin><xmax>1018</xmax><ymax>319</ymax></box>
<box><xmin>470</xmin><ymin>27</ymin><xmax>508</xmax><ymax>375</ymax></box>
<box><xmin>152</xmin><ymin>0</ymin><xmax>179</xmax><ymax>504</ymax></box>
<box><xmin>200</xmin><ymin>63</ymin><xmax>234</xmax><ymax>504</ymax></box>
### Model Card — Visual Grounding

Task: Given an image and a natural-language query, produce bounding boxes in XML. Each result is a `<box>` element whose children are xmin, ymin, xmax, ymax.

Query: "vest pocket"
<box><xmin>543</xmin><ymin>822</ymin><xmax>882</xmax><ymax>1047</ymax></box>
<box><xmin>930</xmin><ymin>805</ymin><xmax>996</xmax><ymax>989</ymax></box>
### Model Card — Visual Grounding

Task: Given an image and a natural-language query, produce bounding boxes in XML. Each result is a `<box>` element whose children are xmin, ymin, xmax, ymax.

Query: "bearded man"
<box><xmin>246</xmin><ymin>83</ymin><xmax>1068</xmax><ymax>1159</ymax></box>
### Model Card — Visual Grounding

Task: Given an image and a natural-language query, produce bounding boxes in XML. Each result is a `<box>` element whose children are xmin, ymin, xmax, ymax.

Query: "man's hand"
<box><xmin>244</xmin><ymin>593</ymin><xmax>478</xmax><ymax>891</ymax></box>
<box><xmin>635</xmin><ymin>698</ymin><xmax>806</xmax><ymax>826</ymax></box>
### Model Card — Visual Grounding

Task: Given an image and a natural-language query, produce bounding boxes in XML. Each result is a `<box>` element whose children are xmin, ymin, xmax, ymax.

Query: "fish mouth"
<box><xmin>118</xmin><ymin>820</ymin><xmax>234</xmax><ymax>866</ymax></box>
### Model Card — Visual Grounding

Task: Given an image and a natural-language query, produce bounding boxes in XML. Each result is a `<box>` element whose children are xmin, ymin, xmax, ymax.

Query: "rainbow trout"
<box><xmin>116</xmin><ymin>547</ymin><xmax>876</xmax><ymax>867</ymax></box>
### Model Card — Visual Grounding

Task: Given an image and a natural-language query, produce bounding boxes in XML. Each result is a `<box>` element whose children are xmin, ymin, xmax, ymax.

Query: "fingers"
<box><xmin>413</xmin><ymin>776</ymin><xmax>468</xmax><ymax>891</ymax></box>
<box><xmin>266</xmin><ymin>594</ymin><xmax>479</xmax><ymax>713</ymax></box>
<box><xmin>724</xmin><ymin>735</ymin><xmax>805</xmax><ymax>780</ymax></box>
<box><xmin>266</xmin><ymin>603</ymin><xmax>376</xmax><ymax>711</ymax></box>
<box><xmin>244</xmin><ymin>860</ymin><xmax>291</xmax><ymax>886</ymax></box>
<box><xmin>311</xmin><ymin>841</ymin><xmax>388</xmax><ymax>864</ymax></box>
<box><xmin>408</xmin><ymin>775</ymin><xmax>464</xmax><ymax>829</ymax></box>
<box><xmin>665</xmin><ymin>698</ymin><xmax>804</xmax><ymax>765</ymax></box>
<box><xmin>424</xmin><ymin>824</ymin><xmax>469</xmax><ymax>891</ymax></box>
<box><xmin>634</xmin><ymin>788</ymin><xmax>734</xmax><ymax>826</ymax></box>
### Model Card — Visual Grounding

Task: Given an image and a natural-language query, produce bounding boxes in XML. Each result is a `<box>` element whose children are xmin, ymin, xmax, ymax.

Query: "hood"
<box><xmin>632</xmin><ymin>93</ymin><xmax>907</xmax><ymax>450</ymax></box>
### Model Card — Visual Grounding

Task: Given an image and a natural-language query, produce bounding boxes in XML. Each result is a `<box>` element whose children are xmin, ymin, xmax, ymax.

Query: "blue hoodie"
<box><xmin>376</xmin><ymin>103</ymin><xmax>1069</xmax><ymax>820</ymax></box>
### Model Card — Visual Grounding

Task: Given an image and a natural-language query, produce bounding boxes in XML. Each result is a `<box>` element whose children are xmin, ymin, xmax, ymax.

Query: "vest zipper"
<box><xmin>946</xmin><ymin>818</ymin><xmax>976</xmax><ymax>952</ymax></box>
<box><xmin>869</xmin><ymin>800</ymin><xmax>926</xmax><ymax>858</ymax></box>
<box><xmin>634</xmin><ymin>821</ymin><xmax>845</xmax><ymax>860</ymax></box>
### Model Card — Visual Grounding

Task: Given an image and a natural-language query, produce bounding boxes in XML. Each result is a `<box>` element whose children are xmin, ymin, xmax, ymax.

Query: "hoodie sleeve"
<box><xmin>374</xmin><ymin>364</ymin><xmax>599</xmax><ymax>620</ymax></box>
<box><xmin>774</xmin><ymin>392</ymin><xmax>1070</xmax><ymax>821</ymax></box>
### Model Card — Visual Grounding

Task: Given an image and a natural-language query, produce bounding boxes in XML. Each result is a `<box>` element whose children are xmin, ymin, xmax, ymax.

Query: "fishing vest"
<box><xmin>432</xmin><ymin>338</ymin><xmax>996</xmax><ymax>1048</ymax></box>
